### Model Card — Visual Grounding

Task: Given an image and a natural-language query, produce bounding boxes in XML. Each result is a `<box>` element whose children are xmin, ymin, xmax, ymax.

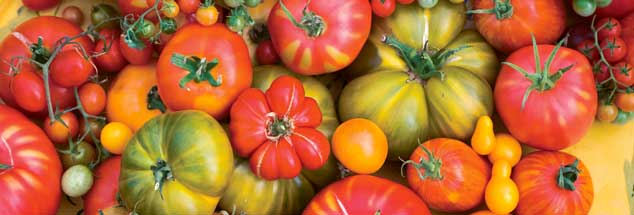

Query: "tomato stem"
<box><xmin>0</xmin><ymin>164</ymin><xmax>11</xmax><ymax>169</ymax></box>
<box><xmin>399</xmin><ymin>143</ymin><xmax>443</xmax><ymax>180</ymax></box>
<box><xmin>29</xmin><ymin>37</ymin><xmax>51</xmax><ymax>66</ymax></box>
<box><xmin>151</xmin><ymin>159</ymin><xmax>174</xmax><ymax>200</ymax></box>
<box><xmin>147</xmin><ymin>85</ymin><xmax>167</xmax><ymax>113</ymax></box>
<box><xmin>278</xmin><ymin>0</ymin><xmax>325</xmax><ymax>37</ymax></box>
<box><xmin>466</xmin><ymin>0</ymin><xmax>513</xmax><ymax>20</ymax></box>
<box><xmin>170</xmin><ymin>53</ymin><xmax>222</xmax><ymax>89</ymax></box>
<box><xmin>557</xmin><ymin>159</ymin><xmax>580</xmax><ymax>191</ymax></box>
<box><xmin>266</xmin><ymin>113</ymin><xmax>293</xmax><ymax>141</ymax></box>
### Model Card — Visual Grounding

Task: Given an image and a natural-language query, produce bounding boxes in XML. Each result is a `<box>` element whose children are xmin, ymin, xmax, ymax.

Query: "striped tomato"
<box><xmin>0</xmin><ymin>105</ymin><xmax>62</xmax><ymax>214</ymax></box>
<box><xmin>303</xmin><ymin>175</ymin><xmax>431</xmax><ymax>214</ymax></box>
<box><xmin>267</xmin><ymin>0</ymin><xmax>372</xmax><ymax>75</ymax></box>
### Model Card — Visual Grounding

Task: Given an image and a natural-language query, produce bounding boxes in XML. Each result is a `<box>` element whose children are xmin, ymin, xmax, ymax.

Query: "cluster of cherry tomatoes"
<box><xmin>370</xmin><ymin>0</ymin><xmax>463</xmax><ymax>18</ymax></box>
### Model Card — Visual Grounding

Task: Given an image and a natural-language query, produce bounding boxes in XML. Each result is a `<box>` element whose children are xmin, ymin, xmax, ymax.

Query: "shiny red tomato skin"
<box><xmin>22</xmin><ymin>0</ymin><xmax>61</xmax><ymax>11</ymax></box>
<box><xmin>512</xmin><ymin>151</ymin><xmax>593</xmax><ymax>215</ymax></box>
<box><xmin>84</xmin><ymin>156</ymin><xmax>121</xmax><ymax>215</ymax></box>
<box><xmin>178</xmin><ymin>0</ymin><xmax>200</xmax><ymax>14</ymax></box>
<box><xmin>255</xmin><ymin>40</ymin><xmax>280</xmax><ymax>65</ymax></box>
<box><xmin>79</xmin><ymin>83</ymin><xmax>107</xmax><ymax>115</ymax></box>
<box><xmin>371</xmin><ymin>0</ymin><xmax>396</xmax><ymax>18</ymax></box>
<box><xmin>303</xmin><ymin>175</ymin><xmax>431</xmax><ymax>215</ymax></box>
<box><xmin>10</xmin><ymin>68</ymin><xmax>46</xmax><ymax>113</ymax></box>
<box><xmin>472</xmin><ymin>0</ymin><xmax>566</xmax><ymax>53</ymax></box>
<box><xmin>620</xmin><ymin>13</ymin><xmax>634</xmax><ymax>66</ymax></box>
<box><xmin>576</xmin><ymin>39</ymin><xmax>598</xmax><ymax>60</ymax></box>
<box><xmin>596</xmin><ymin>0</ymin><xmax>634</xmax><ymax>18</ymax></box>
<box><xmin>613</xmin><ymin>62</ymin><xmax>634</xmax><ymax>88</ymax></box>
<box><xmin>595</xmin><ymin>18</ymin><xmax>622</xmax><ymax>40</ymax></box>
<box><xmin>157</xmin><ymin>24</ymin><xmax>252</xmax><ymax>119</ymax></box>
<box><xmin>0</xmin><ymin>105</ymin><xmax>62</xmax><ymax>214</ymax></box>
<box><xmin>267</xmin><ymin>0</ymin><xmax>372</xmax><ymax>75</ymax></box>
<box><xmin>405</xmin><ymin>138</ymin><xmax>491</xmax><ymax>212</ymax></box>
<box><xmin>94</xmin><ymin>30</ymin><xmax>128</xmax><ymax>73</ymax></box>
<box><xmin>119</xmin><ymin>36</ymin><xmax>153</xmax><ymax>65</ymax></box>
<box><xmin>600</xmin><ymin>36</ymin><xmax>627</xmax><ymax>63</ymax></box>
<box><xmin>594</xmin><ymin>62</ymin><xmax>611</xmax><ymax>83</ymax></box>
<box><xmin>494</xmin><ymin>45</ymin><xmax>597</xmax><ymax>151</ymax></box>
<box><xmin>50</xmin><ymin>50</ymin><xmax>94</xmax><ymax>87</ymax></box>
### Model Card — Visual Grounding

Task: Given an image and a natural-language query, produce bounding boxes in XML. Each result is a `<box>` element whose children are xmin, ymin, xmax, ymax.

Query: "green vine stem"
<box><xmin>122</xmin><ymin>0</ymin><xmax>176</xmax><ymax>49</ymax></box>
<box><xmin>170</xmin><ymin>53</ymin><xmax>222</xmax><ymax>89</ymax></box>
<box><xmin>0</xmin><ymin>164</ymin><xmax>11</xmax><ymax>169</ymax></box>
<box><xmin>399</xmin><ymin>143</ymin><xmax>443</xmax><ymax>180</ymax></box>
<box><xmin>557</xmin><ymin>159</ymin><xmax>581</xmax><ymax>191</ymax></box>
<box><xmin>278</xmin><ymin>0</ymin><xmax>325</xmax><ymax>37</ymax></box>
<box><xmin>466</xmin><ymin>0</ymin><xmax>514</xmax><ymax>20</ymax></box>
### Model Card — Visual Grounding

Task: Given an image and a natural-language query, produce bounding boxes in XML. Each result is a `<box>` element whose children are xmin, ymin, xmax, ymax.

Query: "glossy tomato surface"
<box><xmin>84</xmin><ymin>156</ymin><xmax>122</xmax><ymax>215</ymax></box>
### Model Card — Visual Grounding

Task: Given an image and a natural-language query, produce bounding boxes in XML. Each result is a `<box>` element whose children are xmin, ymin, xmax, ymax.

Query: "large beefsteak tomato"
<box><xmin>303</xmin><ymin>175</ymin><xmax>431</xmax><ymax>215</ymax></box>
<box><xmin>119</xmin><ymin>111</ymin><xmax>234</xmax><ymax>214</ymax></box>
<box><xmin>157</xmin><ymin>24</ymin><xmax>252</xmax><ymax>119</ymax></box>
<box><xmin>512</xmin><ymin>151</ymin><xmax>594</xmax><ymax>215</ymax></box>
<box><xmin>339</xmin><ymin>2</ymin><xmax>498</xmax><ymax>160</ymax></box>
<box><xmin>470</xmin><ymin>0</ymin><xmax>567</xmax><ymax>53</ymax></box>
<box><xmin>403</xmin><ymin>138</ymin><xmax>491</xmax><ymax>213</ymax></box>
<box><xmin>230</xmin><ymin>75</ymin><xmax>330</xmax><ymax>180</ymax></box>
<box><xmin>494</xmin><ymin>39</ymin><xmax>597</xmax><ymax>150</ymax></box>
<box><xmin>84</xmin><ymin>156</ymin><xmax>123</xmax><ymax>215</ymax></box>
<box><xmin>0</xmin><ymin>105</ymin><xmax>62</xmax><ymax>214</ymax></box>
<box><xmin>267</xmin><ymin>0</ymin><xmax>372</xmax><ymax>75</ymax></box>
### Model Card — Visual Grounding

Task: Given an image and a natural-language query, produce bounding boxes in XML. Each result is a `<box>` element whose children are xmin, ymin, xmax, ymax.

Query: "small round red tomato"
<box><xmin>10</xmin><ymin>68</ymin><xmax>46</xmax><ymax>113</ymax></box>
<box><xmin>44</xmin><ymin>112</ymin><xmax>79</xmax><ymax>145</ymax></box>
<box><xmin>600</xmin><ymin>36</ymin><xmax>627</xmax><ymax>63</ymax></box>
<box><xmin>22</xmin><ymin>0</ymin><xmax>60</xmax><ymax>11</ymax></box>
<box><xmin>178</xmin><ymin>0</ymin><xmax>200</xmax><ymax>14</ymax></box>
<box><xmin>79</xmin><ymin>83</ymin><xmax>107</xmax><ymax>116</ymax></box>
<box><xmin>594</xmin><ymin>62</ymin><xmax>611</xmax><ymax>83</ymax></box>
<box><xmin>595</xmin><ymin>17</ymin><xmax>622</xmax><ymax>40</ymax></box>
<box><xmin>255</xmin><ymin>40</ymin><xmax>280</xmax><ymax>65</ymax></box>
<box><xmin>597</xmin><ymin>103</ymin><xmax>619</xmax><ymax>122</ymax></box>
<box><xmin>50</xmin><ymin>50</ymin><xmax>94</xmax><ymax>88</ymax></box>
<box><xmin>397</xmin><ymin>0</ymin><xmax>415</xmax><ymax>4</ymax></box>
<box><xmin>615</xmin><ymin>92</ymin><xmax>634</xmax><ymax>112</ymax></box>
<box><xmin>195</xmin><ymin>6</ymin><xmax>219</xmax><ymax>26</ymax></box>
<box><xmin>332</xmin><ymin>118</ymin><xmax>388</xmax><ymax>175</ymax></box>
<box><xmin>613</xmin><ymin>62</ymin><xmax>634</xmax><ymax>88</ymax></box>
<box><xmin>119</xmin><ymin>35</ymin><xmax>153</xmax><ymax>65</ymax></box>
<box><xmin>49</xmin><ymin>79</ymin><xmax>77</xmax><ymax>111</ymax></box>
<box><xmin>371</xmin><ymin>0</ymin><xmax>396</xmax><ymax>18</ymax></box>
<box><xmin>576</xmin><ymin>40</ymin><xmax>598</xmax><ymax>60</ymax></box>
<box><xmin>94</xmin><ymin>30</ymin><xmax>128</xmax><ymax>73</ymax></box>
<box><xmin>84</xmin><ymin>156</ymin><xmax>122</xmax><ymax>215</ymax></box>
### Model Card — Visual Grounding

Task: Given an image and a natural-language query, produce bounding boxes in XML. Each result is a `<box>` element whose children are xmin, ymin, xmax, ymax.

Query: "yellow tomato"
<box><xmin>100</xmin><ymin>122</ymin><xmax>133</xmax><ymax>154</ymax></box>
<box><xmin>471</xmin><ymin>116</ymin><xmax>496</xmax><ymax>155</ymax></box>
<box><xmin>161</xmin><ymin>0</ymin><xmax>180</xmax><ymax>18</ymax></box>
<box><xmin>470</xmin><ymin>210</ymin><xmax>506</xmax><ymax>215</ymax></box>
<box><xmin>489</xmin><ymin>134</ymin><xmax>522</xmax><ymax>166</ymax></box>
<box><xmin>332</xmin><ymin>118</ymin><xmax>388</xmax><ymax>174</ymax></box>
<box><xmin>485</xmin><ymin>160</ymin><xmax>519</xmax><ymax>215</ymax></box>
<box><xmin>195</xmin><ymin>6</ymin><xmax>219</xmax><ymax>26</ymax></box>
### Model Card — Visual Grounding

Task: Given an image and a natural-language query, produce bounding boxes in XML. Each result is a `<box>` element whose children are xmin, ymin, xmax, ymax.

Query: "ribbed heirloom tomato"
<box><xmin>267</xmin><ymin>0</ymin><xmax>372</xmax><ymax>75</ymax></box>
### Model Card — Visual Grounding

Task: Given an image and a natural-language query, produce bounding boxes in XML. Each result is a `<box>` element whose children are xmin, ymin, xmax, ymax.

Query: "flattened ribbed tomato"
<box><xmin>267</xmin><ymin>0</ymin><xmax>372</xmax><ymax>75</ymax></box>
<box><xmin>303</xmin><ymin>175</ymin><xmax>431</xmax><ymax>214</ymax></box>
<box><xmin>229</xmin><ymin>76</ymin><xmax>330</xmax><ymax>180</ymax></box>
<box><xmin>0</xmin><ymin>105</ymin><xmax>62</xmax><ymax>214</ymax></box>
<box><xmin>157</xmin><ymin>24</ymin><xmax>252</xmax><ymax>119</ymax></box>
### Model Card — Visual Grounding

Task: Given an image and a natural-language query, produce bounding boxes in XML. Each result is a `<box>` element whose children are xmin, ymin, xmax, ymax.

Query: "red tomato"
<box><xmin>119</xmin><ymin>35</ymin><xmax>153</xmax><ymax>65</ymax></box>
<box><xmin>230</xmin><ymin>76</ymin><xmax>329</xmax><ymax>180</ymax></box>
<box><xmin>371</xmin><ymin>0</ymin><xmax>396</xmax><ymax>18</ymax></box>
<box><xmin>613</xmin><ymin>62</ymin><xmax>634</xmax><ymax>87</ymax></box>
<box><xmin>512</xmin><ymin>151</ymin><xmax>593</xmax><ymax>215</ymax></box>
<box><xmin>43</xmin><ymin>112</ymin><xmax>79</xmax><ymax>145</ymax></box>
<box><xmin>303</xmin><ymin>175</ymin><xmax>431</xmax><ymax>214</ymax></box>
<box><xmin>600</xmin><ymin>36</ymin><xmax>627</xmax><ymax>63</ymax></box>
<box><xmin>49</xmin><ymin>79</ymin><xmax>77</xmax><ymax>112</ymax></box>
<box><xmin>404</xmin><ymin>138</ymin><xmax>491</xmax><ymax>212</ymax></box>
<box><xmin>594</xmin><ymin>62</ymin><xmax>611</xmax><ymax>83</ymax></box>
<box><xmin>79</xmin><ymin>83</ymin><xmax>107</xmax><ymax>115</ymax></box>
<box><xmin>50</xmin><ymin>50</ymin><xmax>94</xmax><ymax>87</ymax></box>
<box><xmin>596</xmin><ymin>0</ymin><xmax>634</xmax><ymax>18</ymax></box>
<box><xmin>576</xmin><ymin>39</ymin><xmax>598</xmax><ymax>60</ymax></box>
<box><xmin>157</xmin><ymin>24</ymin><xmax>252</xmax><ymax>119</ymax></box>
<box><xmin>0</xmin><ymin>16</ymin><xmax>93</xmax><ymax>109</ymax></box>
<box><xmin>117</xmin><ymin>0</ymin><xmax>157</xmax><ymax>20</ymax></box>
<box><xmin>397</xmin><ymin>0</ymin><xmax>415</xmax><ymax>4</ymax></box>
<box><xmin>620</xmin><ymin>14</ymin><xmax>634</xmax><ymax>66</ymax></box>
<box><xmin>494</xmin><ymin>44</ymin><xmax>597</xmax><ymax>151</ymax></box>
<box><xmin>21</xmin><ymin>0</ymin><xmax>61</xmax><ymax>11</ymax></box>
<box><xmin>10</xmin><ymin>68</ymin><xmax>46</xmax><ymax>113</ymax></box>
<box><xmin>267</xmin><ymin>0</ymin><xmax>372</xmax><ymax>75</ymax></box>
<box><xmin>178</xmin><ymin>0</ymin><xmax>200</xmax><ymax>14</ymax></box>
<box><xmin>615</xmin><ymin>92</ymin><xmax>634</xmax><ymax>112</ymax></box>
<box><xmin>255</xmin><ymin>40</ymin><xmax>280</xmax><ymax>65</ymax></box>
<box><xmin>94</xmin><ymin>29</ymin><xmax>128</xmax><ymax>73</ymax></box>
<box><xmin>84</xmin><ymin>156</ymin><xmax>121</xmax><ymax>215</ymax></box>
<box><xmin>595</xmin><ymin>17</ymin><xmax>622</xmax><ymax>40</ymax></box>
<box><xmin>472</xmin><ymin>0</ymin><xmax>566</xmax><ymax>53</ymax></box>
<box><xmin>0</xmin><ymin>105</ymin><xmax>62</xmax><ymax>214</ymax></box>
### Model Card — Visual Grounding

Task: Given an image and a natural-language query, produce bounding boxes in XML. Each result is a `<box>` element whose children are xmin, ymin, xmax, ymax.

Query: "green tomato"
<box><xmin>595</xmin><ymin>0</ymin><xmax>612</xmax><ymax>8</ymax></box>
<box><xmin>613</xmin><ymin>110</ymin><xmax>633</xmax><ymax>124</ymax></box>
<box><xmin>160</xmin><ymin>18</ymin><xmax>178</xmax><ymax>34</ymax></box>
<box><xmin>244</xmin><ymin>0</ymin><xmax>262</xmax><ymax>7</ymax></box>
<box><xmin>137</xmin><ymin>19</ymin><xmax>157</xmax><ymax>39</ymax></box>
<box><xmin>60</xmin><ymin>141</ymin><xmax>96</xmax><ymax>170</ymax></box>
<box><xmin>227</xmin><ymin>16</ymin><xmax>246</xmax><ymax>33</ymax></box>
<box><xmin>224</xmin><ymin>0</ymin><xmax>244</xmax><ymax>8</ymax></box>
<box><xmin>418</xmin><ymin>0</ymin><xmax>439</xmax><ymax>8</ymax></box>
<box><xmin>91</xmin><ymin>4</ymin><xmax>119</xmax><ymax>30</ymax></box>
<box><xmin>61</xmin><ymin>165</ymin><xmax>94</xmax><ymax>197</ymax></box>
<box><xmin>573</xmin><ymin>0</ymin><xmax>597</xmax><ymax>17</ymax></box>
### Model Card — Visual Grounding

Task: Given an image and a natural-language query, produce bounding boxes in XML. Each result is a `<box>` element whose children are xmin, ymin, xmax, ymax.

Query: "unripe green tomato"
<box><xmin>418</xmin><ymin>0</ymin><xmax>438</xmax><ymax>8</ymax></box>
<box><xmin>61</xmin><ymin>165</ymin><xmax>94</xmax><ymax>197</ymax></box>
<box><xmin>573</xmin><ymin>0</ymin><xmax>597</xmax><ymax>17</ymax></box>
<box><xmin>595</xmin><ymin>0</ymin><xmax>612</xmax><ymax>8</ymax></box>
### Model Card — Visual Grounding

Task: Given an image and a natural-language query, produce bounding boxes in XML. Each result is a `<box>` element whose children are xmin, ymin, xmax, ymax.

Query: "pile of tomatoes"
<box><xmin>0</xmin><ymin>0</ymin><xmax>631</xmax><ymax>214</ymax></box>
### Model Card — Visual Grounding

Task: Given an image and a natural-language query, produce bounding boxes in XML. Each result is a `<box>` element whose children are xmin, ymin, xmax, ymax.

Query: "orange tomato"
<box><xmin>471</xmin><ymin>115</ymin><xmax>496</xmax><ymax>155</ymax></box>
<box><xmin>332</xmin><ymin>118</ymin><xmax>388</xmax><ymax>174</ymax></box>
<box><xmin>78</xmin><ymin>83</ymin><xmax>107</xmax><ymax>116</ymax></box>
<box><xmin>488</xmin><ymin>134</ymin><xmax>522</xmax><ymax>166</ymax></box>
<box><xmin>161</xmin><ymin>0</ymin><xmax>180</xmax><ymax>18</ymax></box>
<box><xmin>195</xmin><ymin>6</ymin><xmax>218</xmax><ymax>26</ymax></box>
<box><xmin>100</xmin><ymin>122</ymin><xmax>133</xmax><ymax>155</ymax></box>
<box><xmin>485</xmin><ymin>160</ymin><xmax>519</xmax><ymax>215</ymax></box>
<box><xmin>43</xmin><ymin>112</ymin><xmax>79</xmax><ymax>145</ymax></box>
<box><xmin>471</xmin><ymin>210</ymin><xmax>506</xmax><ymax>215</ymax></box>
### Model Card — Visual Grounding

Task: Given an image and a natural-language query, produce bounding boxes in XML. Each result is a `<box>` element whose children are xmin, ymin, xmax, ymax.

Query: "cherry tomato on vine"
<box><xmin>227</xmin><ymin>16</ymin><xmax>246</xmax><ymax>33</ymax></box>
<box><xmin>573</xmin><ymin>0</ymin><xmax>597</xmax><ymax>17</ymax></box>
<box><xmin>597</xmin><ymin>103</ymin><xmax>619</xmax><ymax>122</ymax></box>
<box><xmin>397</xmin><ymin>0</ymin><xmax>415</xmax><ymax>4</ymax></box>
<box><xmin>595</xmin><ymin>18</ymin><xmax>622</xmax><ymax>40</ymax></box>
<box><xmin>79</xmin><ymin>83</ymin><xmax>107</xmax><ymax>116</ymax></box>
<box><xmin>60</xmin><ymin>141</ymin><xmax>97</xmax><ymax>170</ymax></box>
<box><xmin>161</xmin><ymin>0</ymin><xmax>180</xmax><ymax>18</ymax></box>
<box><xmin>178</xmin><ymin>0</ymin><xmax>201</xmax><ymax>14</ymax></box>
<box><xmin>577</xmin><ymin>40</ymin><xmax>598</xmax><ymax>60</ymax></box>
<box><xmin>79</xmin><ymin>118</ymin><xmax>104</xmax><ymax>142</ymax></box>
<box><xmin>100</xmin><ymin>122</ymin><xmax>133</xmax><ymax>154</ymax></box>
<box><xmin>613</xmin><ymin>62</ymin><xmax>634</xmax><ymax>88</ymax></box>
<box><xmin>137</xmin><ymin>19</ymin><xmax>157</xmax><ymax>39</ymax></box>
<box><xmin>615</xmin><ymin>92</ymin><xmax>634</xmax><ymax>112</ymax></box>
<box><xmin>371</xmin><ymin>0</ymin><xmax>395</xmax><ymax>18</ymax></box>
<box><xmin>600</xmin><ymin>36</ymin><xmax>627</xmax><ymax>63</ymax></box>
<box><xmin>594</xmin><ymin>62</ymin><xmax>611</xmax><ymax>83</ymax></box>
<box><xmin>94</xmin><ymin>29</ymin><xmax>128</xmax><ymax>73</ymax></box>
<box><xmin>44</xmin><ymin>112</ymin><xmax>79</xmax><ymax>145</ymax></box>
<box><xmin>196</xmin><ymin>5</ymin><xmax>219</xmax><ymax>26</ymax></box>
<box><xmin>91</xmin><ymin>4</ymin><xmax>120</xmax><ymax>31</ymax></box>
<box><xmin>417</xmin><ymin>0</ymin><xmax>438</xmax><ymax>8</ymax></box>
<box><xmin>61</xmin><ymin>6</ymin><xmax>84</xmax><ymax>26</ymax></box>
<box><xmin>10</xmin><ymin>68</ymin><xmax>46</xmax><ymax>113</ymax></box>
<box><xmin>50</xmin><ymin>50</ymin><xmax>94</xmax><ymax>88</ymax></box>
<box><xmin>119</xmin><ymin>35</ymin><xmax>154</xmax><ymax>65</ymax></box>
<box><xmin>256</xmin><ymin>40</ymin><xmax>280</xmax><ymax>65</ymax></box>
<box><xmin>614</xmin><ymin>110</ymin><xmax>634</xmax><ymax>124</ymax></box>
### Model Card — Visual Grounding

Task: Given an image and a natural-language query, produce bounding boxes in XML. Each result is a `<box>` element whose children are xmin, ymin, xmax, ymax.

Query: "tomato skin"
<box><xmin>0</xmin><ymin>105</ymin><xmax>62</xmax><ymax>214</ymax></box>
<box><xmin>596</xmin><ymin>18</ymin><xmax>622</xmax><ymax>40</ymax></box>
<box><xmin>600</xmin><ymin>36</ymin><xmax>627</xmax><ymax>63</ymax></box>
<box><xmin>596</xmin><ymin>0</ymin><xmax>634</xmax><ymax>18</ymax></box>
<box><xmin>50</xmin><ymin>50</ymin><xmax>94</xmax><ymax>88</ymax></box>
<box><xmin>576</xmin><ymin>39</ymin><xmax>598</xmax><ymax>60</ymax></box>
<box><xmin>255</xmin><ymin>40</ymin><xmax>280</xmax><ymax>65</ymax></box>
<box><xmin>43</xmin><ymin>112</ymin><xmax>79</xmax><ymax>145</ymax></box>
<box><xmin>79</xmin><ymin>118</ymin><xmax>104</xmax><ymax>142</ymax></box>
<box><xmin>494</xmin><ymin>45</ymin><xmax>597</xmax><ymax>151</ymax></box>
<box><xmin>573</xmin><ymin>0</ymin><xmax>597</xmax><ymax>17</ymax></box>
<box><xmin>94</xmin><ymin>30</ymin><xmax>128</xmax><ymax>73</ymax></box>
<box><xmin>22</xmin><ymin>0</ymin><xmax>60</xmax><ymax>11</ymax></box>
<box><xmin>101</xmin><ymin>122</ymin><xmax>133</xmax><ymax>155</ymax></box>
<box><xmin>62</xmin><ymin>6</ymin><xmax>85</xmax><ymax>26</ymax></box>
<box><xmin>594</xmin><ymin>62</ymin><xmax>611</xmax><ymax>83</ymax></box>
<box><xmin>372</xmin><ymin>0</ymin><xmax>396</xmax><ymax>18</ymax></box>
<box><xmin>512</xmin><ymin>151</ymin><xmax>593</xmax><ymax>215</ymax></box>
<box><xmin>196</xmin><ymin>6</ymin><xmax>219</xmax><ymax>26</ymax></box>
<box><xmin>596</xmin><ymin>103</ymin><xmax>619</xmax><ymax>122</ymax></box>
<box><xmin>267</xmin><ymin>0</ymin><xmax>372</xmax><ymax>75</ymax></box>
<box><xmin>615</xmin><ymin>92</ymin><xmax>634</xmax><ymax>112</ymax></box>
<box><xmin>405</xmin><ymin>138</ymin><xmax>491</xmax><ymax>212</ymax></box>
<box><xmin>119</xmin><ymin>35</ymin><xmax>153</xmax><ymax>65</ymax></box>
<box><xmin>84</xmin><ymin>156</ymin><xmax>122</xmax><ymax>215</ymax></box>
<box><xmin>472</xmin><ymin>0</ymin><xmax>566</xmax><ymax>53</ymax></box>
<box><xmin>303</xmin><ymin>175</ymin><xmax>431</xmax><ymax>214</ymax></box>
<box><xmin>60</xmin><ymin>141</ymin><xmax>96</xmax><ymax>170</ymax></box>
<box><xmin>488</xmin><ymin>134</ymin><xmax>522</xmax><ymax>166</ymax></box>
<box><xmin>612</xmin><ymin>62</ymin><xmax>634</xmax><ymax>87</ymax></box>
<box><xmin>79</xmin><ymin>83</ymin><xmax>107</xmax><ymax>115</ymax></box>
<box><xmin>332</xmin><ymin>118</ymin><xmax>388</xmax><ymax>174</ymax></box>
<box><xmin>178</xmin><ymin>0</ymin><xmax>201</xmax><ymax>14</ymax></box>
<box><xmin>10</xmin><ymin>68</ymin><xmax>46</xmax><ymax>113</ymax></box>
<box><xmin>471</xmin><ymin>116</ymin><xmax>496</xmax><ymax>155</ymax></box>
<box><xmin>157</xmin><ymin>24</ymin><xmax>252</xmax><ymax>119</ymax></box>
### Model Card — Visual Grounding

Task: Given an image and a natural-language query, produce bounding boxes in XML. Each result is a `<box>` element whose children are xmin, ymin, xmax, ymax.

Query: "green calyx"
<box><xmin>467</xmin><ymin>0</ymin><xmax>514</xmax><ymax>20</ymax></box>
<box><xmin>30</xmin><ymin>37</ymin><xmax>50</xmax><ymax>66</ymax></box>
<box><xmin>557</xmin><ymin>159</ymin><xmax>580</xmax><ymax>191</ymax></box>
<box><xmin>227</xmin><ymin>5</ymin><xmax>255</xmax><ymax>34</ymax></box>
<box><xmin>151</xmin><ymin>159</ymin><xmax>174</xmax><ymax>200</ymax></box>
<box><xmin>502</xmin><ymin>35</ymin><xmax>573</xmax><ymax>110</ymax></box>
<box><xmin>400</xmin><ymin>143</ymin><xmax>443</xmax><ymax>180</ymax></box>
<box><xmin>147</xmin><ymin>85</ymin><xmax>167</xmax><ymax>113</ymax></box>
<box><xmin>266</xmin><ymin>114</ymin><xmax>293</xmax><ymax>141</ymax></box>
<box><xmin>279</xmin><ymin>0</ymin><xmax>325</xmax><ymax>37</ymax></box>
<box><xmin>170</xmin><ymin>53</ymin><xmax>222</xmax><ymax>89</ymax></box>
<box><xmin>0</xmin><ymin>164</ymin><xmax>11</xmax><ymax>170</ymax></box>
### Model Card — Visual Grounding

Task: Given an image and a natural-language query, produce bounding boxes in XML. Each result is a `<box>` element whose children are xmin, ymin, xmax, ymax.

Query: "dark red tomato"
<box><xmin>94</xmin><ymin>30</ymin><xmax>128</xmax><ymax>73</ymax></box>
<box><xmin>84</xmin><ymin>156</ymin><xmax>121</xmax><ymax>215</ymax></box>
<box><xmin>566</xmin><ymin>21</ymin><xmax>594</xmax><ymax>48</ymax></box>
<box><xmin>10</xmin><ymin>68</ymin><xmax>46</xmax><ymax>113</ymax></box>
<box><xmin>79</xmin><ymin>83</ymin><xmax>107</xmax><ymax>115</ymax></box>
<box><xmin>49</xmin><ymin>79</ymin><xmax>77</xmax><ymax>111</ymax></box>
<box><xmin>255</xmin><ymin>40</ymin><xmax>280</xmax><ymax>65</ymax></box>
<box><xmin>613</xmin><ymin>62</ymin><xmax>634</xmax><ymax>87</ymax></box>
<box><xmin>50</xmin><ymin>50</ymin><xmax>94</xmax><ymax>87</ymax></box>
<box><xmin>119</xmin><ymin>35</ymin><xmax>153</xmax><ymax>65</ymax></box>
<box><xmin>0</xmin><ymin>105</ymin><xmax>62</xmax><ymax>214</ymax></box>
<box><xmin>371</xmin><ymin>0</ymin><xmax>396</xmax><ymax>18</ymax></box>
<box><xmin>512</xmin><ymin>151</ymin><xmax>593</xmax><ymax>215</ymax></box>
<box><xmin>595</xmin><ymin>17</ymin><xmax>622</xmax><ymax>40</ymax></box>
<box><xmin>397</xmin><ymin>0</ymin><xmax>415</xmax><ymax>4</ymax></box>
<box><xmin>594</xmin><ymin>62</ymin><xmax>611</xmax><ymax>83</ymax></box>
<box><xmin>576</xmin><ymin>39</ymin><xmax>598</xmax><ymax>60</ymax></box>
<box><xmin>404</xmin><ymin>138</ymin><xmax>491</xmax><ymax>212</ymax></box>
<box><xmin>22</xmin><ymin>0</ymin><xmax>61</xmax><ymax>11</ymax></box>
<box><xmin>494</xmin><ymin>44</ymin><xmax>597</xmax><ymax>151</ymax></box>
<box><xmin>600</xmin><ymin>36</ymin><xmax>627</xmax><ymax>62</ymax></box>
<box><xmin>178</xmin><ymin>0</ymin><xmax>200</xmax><ymax>14</ymax></box>
<box><xmin>596</xmin><ymin>0</ymin><xmax>634</xmax><ymax>18</ymax></box>
<box><xmin>303</xmin><ymin>175</ymin><xmax>431</xmax><ymax>215</ymax></box>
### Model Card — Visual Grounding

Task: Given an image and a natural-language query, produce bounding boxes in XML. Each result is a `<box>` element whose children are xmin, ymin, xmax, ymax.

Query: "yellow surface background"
<box><xmin>0</xmin><ymin>0</ymin><xmax>632</xmax><ymax>214</ymax></box>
